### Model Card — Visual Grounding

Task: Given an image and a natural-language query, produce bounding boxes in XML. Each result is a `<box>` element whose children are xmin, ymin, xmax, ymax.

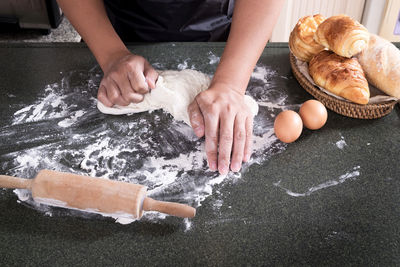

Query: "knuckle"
<box><xmin>206</xmin><ymin>151</ymin><xmax>218</xmax><ymax>160</ymax></box>
<box><xmin>134</xmin><ymin>55</ymin><xmax>145</xmax><ymax>61</ymax></box>
<box><xmin>135</xmin><ymin>84</ymin><xmax>148</xmax><ymax>93</ymax></box>
<box><xmin>197</xmin><ymin>91</ymin><xmax>211</xmax><ymax>103</ymax></box>
<box><xmin>108</xmin><ymin>92</ymin><xmax>120</xmax><ymax>102</ymax></box>
<box><xmin>125</xmin><ymin>62</ymin><xmax>136</xmax><ymax>72</ymax></box>
<box><xmin>208</xmin><ymin>135</ymin><xmax>219</xmax><ymax>143</ymax></box>
<box><xmin>131</xmin><ymin>95</ymin><xmax>144</xmax><ymax>103</ymax></box>
<box><xmin>235</xmin><ymin>130</ymin><xmax>246</xmax><ymax>141</ymax></box>
<box><xmin>193</xmin><ymin>113</ymin><xmax>202</xmax><ymax>123</ymax></box>
<box><xmin>220</xmin><ymin>133</ymin><xmax>233</xmax><ymax>143</ymax></box>
<box><xmin>128</xmin><ymin>56</ymin><xmax>143</xmax><ymax>67</ymax></box>
<box><xmin>149</xmin><ymin>68</ymin><xmax>158</xmax><ymax>77</ymax></box>
<box><xmin>222</xmin><ymin>104</ymin><xmax>233</xmax><ymax>114</ymax></box>
<box><xmin>97</xmin><ymin>94</ymin><xmax>107</xmax><ymax>104</ymax></box>
<box><xmin>125</xmin><ymin>93</ymin><xmax>135</xmax><ymax>102</ymax></box>
<box><xmin>246</xmin><ymin>130</ymin><xmax>253</xmax><ymax>138</ymax></box>
<box><xmin>207</xmin><ymin>104</ymin><xmax>218</xmax><ymax>114</ymax></box>
<box><xmin>190</xmin><ymin>115</ymin><xmax>202</xmax><ymax>127</ymax></box>
<box><xmin>205</xmin><ymin>140</ymin><xmax>218</xmax><ymax>153</ymax></box>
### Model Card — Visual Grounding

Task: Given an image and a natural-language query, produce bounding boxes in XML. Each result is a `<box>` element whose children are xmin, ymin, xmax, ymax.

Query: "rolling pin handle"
<box><xmin>0</xmin><ymin>175</ymin><xmax>33</xmax><ymax>189</ymax></box>
<box><xmin>142</xmin><ymin>197</ymin><xmax>196</xmax><ymax>218</ymax></box>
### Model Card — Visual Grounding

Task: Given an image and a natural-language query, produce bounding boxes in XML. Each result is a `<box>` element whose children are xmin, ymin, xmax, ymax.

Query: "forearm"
<box><xmin>212</xmin><ymin>0</ymin><xmax>284</xmax><ymax>94</ymax></box>
<box><xmin>57</xmin><ymin>0</ymin><xmax>129</xmax><ymax>72</ymax></box>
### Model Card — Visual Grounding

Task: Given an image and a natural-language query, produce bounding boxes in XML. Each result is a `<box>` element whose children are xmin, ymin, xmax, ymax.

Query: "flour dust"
<box><xmin>273</xmin><ymin>166</ymin><xmax>361</xmax><ymax>197</ymax></box>
<box><xmin>1</xmin><ymin>61</ymin><xmax>287</xmax><ymax>226</ymax></box>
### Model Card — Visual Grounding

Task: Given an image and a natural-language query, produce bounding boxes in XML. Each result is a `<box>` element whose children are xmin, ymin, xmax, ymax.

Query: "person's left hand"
<box><xmin>188</xmin><ymin>83</ymin><xmax>253</xmax><ymax>175</ymax></box>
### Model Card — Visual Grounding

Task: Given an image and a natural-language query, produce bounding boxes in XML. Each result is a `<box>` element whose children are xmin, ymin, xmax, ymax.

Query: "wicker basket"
<box><xmin>289</xmin><ymin>52</ymin><xmax>397</xmax><ymax>119</ymax></box>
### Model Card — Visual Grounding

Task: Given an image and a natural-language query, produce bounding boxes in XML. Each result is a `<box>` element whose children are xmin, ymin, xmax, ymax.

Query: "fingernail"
<box><xmin>209</xmin><ymin>161</ymin><xmax>217</xmax><ymax>171</ymax></box>
<box><xmin>231</xmin><ymin>162</ymin><xmax>241</xmax><ymax>172</ymax></box>
<box><xmin>145</xmin><ymin>77</ymin><xmax>155</xmax><ymax>89</ymax></box>
<box><xmin>243</xmin><ymin>154</ymin><xmax>250</xmax><ymax>162</ymax></box>
<box><xmin>219</xmin><ymin>164</ymin><xmax>229</xmax><ymax>175</ymax></box>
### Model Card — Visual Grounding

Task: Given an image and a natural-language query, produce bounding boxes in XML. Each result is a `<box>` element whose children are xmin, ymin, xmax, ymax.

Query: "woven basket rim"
<box><xmin>289</xmin><ymin>52</ymin><xmax>397</xmax><ymax>119</ymax></box>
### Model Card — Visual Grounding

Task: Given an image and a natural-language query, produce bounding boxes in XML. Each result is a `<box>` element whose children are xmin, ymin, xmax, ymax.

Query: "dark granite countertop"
<box><xmin>0</xmin><ymin>42</ymin><xmax>399</xmax><ymax>266</ymax></box>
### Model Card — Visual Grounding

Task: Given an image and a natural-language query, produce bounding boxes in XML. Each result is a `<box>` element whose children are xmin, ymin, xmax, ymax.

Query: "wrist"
<box><xmin>209</xmin><ymin>78</ymin><xmax>246</xmax><ymax>96</ymax></box>
<box><xmin>212</xmin><ymin>59</ymin><xmax>253</xmax><ymax>95</ymax></box>
<box><xmin>98</xmin><ymin>47</ymin><xmax>131</xmax><ymax>73</ymax></box>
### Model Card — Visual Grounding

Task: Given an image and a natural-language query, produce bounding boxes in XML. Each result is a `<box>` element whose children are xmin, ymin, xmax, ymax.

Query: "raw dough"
<box><xmin>97</xmin><ymin>69</ymin><xmax>259</xmax><ymax>125</ymax></box>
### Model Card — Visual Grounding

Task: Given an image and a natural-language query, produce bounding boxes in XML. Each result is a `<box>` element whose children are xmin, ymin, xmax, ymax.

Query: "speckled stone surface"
<box><xmin>0</xmin><ymin>43</ymin><xmax>399</xmax><ymax>266</ymax></box>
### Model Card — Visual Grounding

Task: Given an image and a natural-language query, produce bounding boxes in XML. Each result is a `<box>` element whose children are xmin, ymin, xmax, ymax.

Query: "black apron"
<box><xmin>103</xmin><ymin>0</ymin><xmax>235</xmax><ymax>42</ymax></box>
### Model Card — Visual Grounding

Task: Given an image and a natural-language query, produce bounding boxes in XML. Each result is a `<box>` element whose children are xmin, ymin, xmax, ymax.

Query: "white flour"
<box><xmin>208</xmin><ymin>52</ymin><xmax>220</xmax><ymax>65</ymax></box>
<box><xmin>273</xmin><ymin>166</ymin><xmax>361</xmax><ymax>197</ymax></box>
<box><xmin>177</xmin><ymin>59</ymin><xmax>189</xmax><ymax>70</ymax></box>
<box><xmin>335</xmin><ymin>134</ymin><xmax>347</xmax><ymax>149</ymax></box>
<box><xmin>2</xmin><ymin>62</ymin><xmax>286</xmax><ymax>226</ymax></box>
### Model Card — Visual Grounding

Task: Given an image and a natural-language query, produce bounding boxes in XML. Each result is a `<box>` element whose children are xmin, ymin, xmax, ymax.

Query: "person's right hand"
<box><xmin>97</xmin><ymin>51</ymin><xmax>159</xmax><ymax>107</ymax></box>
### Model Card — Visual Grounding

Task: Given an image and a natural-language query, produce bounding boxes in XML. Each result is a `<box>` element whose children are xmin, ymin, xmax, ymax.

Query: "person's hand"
<box><xmin>188</xmin><ymin>83</ymin><xmax>253</xmax><ymax>175</ymax></box>
<box><xmin>97</xmin><ymin>51</ymin><xmax>159</xmax><ymax>107</ymax></box>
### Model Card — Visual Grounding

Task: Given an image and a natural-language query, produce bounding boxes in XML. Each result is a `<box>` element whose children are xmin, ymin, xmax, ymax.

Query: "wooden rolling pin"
<box><xmin>0</xmin><ymin>169</ymin><xmax>196</xmax><ymax>219</ymax></box>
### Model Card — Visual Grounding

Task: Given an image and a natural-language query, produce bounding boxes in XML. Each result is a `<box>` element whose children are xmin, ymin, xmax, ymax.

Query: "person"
<box><xmin>57</xmin><ymin>0</ymin><xmax>284</xmax><ymax>175</ymax></box>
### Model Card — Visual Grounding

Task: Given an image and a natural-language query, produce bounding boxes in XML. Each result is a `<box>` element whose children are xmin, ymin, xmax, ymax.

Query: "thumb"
<box><xmin>144</xmin><ymin>64</ymin><xmax>159</xmax><ymax>90</ymax></box>
<box><xmin>188</xmin><ymin>100</ymin><xmax>205</xmax><ymax>138</ymax></box>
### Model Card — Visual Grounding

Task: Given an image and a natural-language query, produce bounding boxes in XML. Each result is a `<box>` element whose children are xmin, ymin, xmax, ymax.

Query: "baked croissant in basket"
<box><xmin>309</xmin><ymin>50</ymin><xmax>370</xmax><ymax>104</ymax></box>
<box><xmin>289</xmin><ymin>14</ymin><xmax>326</xmax><ymax>62</ymax></box>
<box><xmin>314</xmin><ymin>15</ymin><xmax>369</xmax><ymax>58</ymax></box>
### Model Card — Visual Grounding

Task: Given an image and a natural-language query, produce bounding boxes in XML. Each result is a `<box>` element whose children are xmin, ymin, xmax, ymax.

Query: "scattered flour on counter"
<box><xmin>335</xmin><ymin>134</ymin><xmax>347</xmax><ymax>149</ymax></box>
<box><xmin>177</xmin><ymin>58</ymin><xmax>195</xmax><ymax>70</ymax></box>
<box><xmin>183</xmin><ymin>218</ymin><xmax>192</xmax><ymax>232</ymax></box>
<box><xmin>152</xmin><ymin>62</ymin><xmax>165</xmax><ymax>69</ymax></box>
<box><xmin>273</xmin><ymin>166</ymin><xmax>361</xmax><ymax>197</ymax></box>
<box><xmin>251</xmin><ymin>65</ymin><xmax>277</xmax><ymax>84</ymax></box>
<box><xmin>208</xmin><ymin>52</ymin><xmax>220</xmax><ymax>64</ymax></box>
<box><xmin>177</xmin><ymin>59</ymin><xmax>189</xmax><ymax>70</ymax></box>
<box><xmin>1</xmin><ymin>63</ymin><xmax>286</xmax><ymax>226</ymax></box>
<box><xmin>57</xmin><ymin>110</ymin><xmax>86</xmax><ymax>127</ymax></box>
<box><xmin>248</xmin><ymin>66</ymin><xmax>293</xmax><ymax>111</ymax></box>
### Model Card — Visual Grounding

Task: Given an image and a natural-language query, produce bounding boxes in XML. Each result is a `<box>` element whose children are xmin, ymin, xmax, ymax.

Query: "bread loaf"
<box><xmin>289</xmin><ymin>14</ymin><xmax>326</xmax><ymax>62</ymax></box>
<box><xmin>314</xmin><ymin>15</ymin><xmax>369</xmax><ymax>58</ymax></box>
<box><xmin>356</xmin><ymin>34</ymin><xmax>400</xmax><ymax>99</ymax></box>
<box><xmin>309</xmin><ymin>50</ymin><xmax>370</xmax><ymax>104</ymax></box>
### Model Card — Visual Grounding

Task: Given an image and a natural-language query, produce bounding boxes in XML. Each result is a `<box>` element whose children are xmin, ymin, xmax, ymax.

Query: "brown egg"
<box><xmin>274</xmin><ymin>110</ymin><xmax>303</xmax><ymax>143</ymax></box>
<box><xmin>299</xmin><ymin>100</ymin><xmax>328</xmax><ymax>130</ymax></box>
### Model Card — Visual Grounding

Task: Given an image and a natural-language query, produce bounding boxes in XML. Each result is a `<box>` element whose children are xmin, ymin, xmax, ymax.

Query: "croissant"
<box><xmin>309</xmin><ymin>50</ymin><xmax>370</xmax><ymax>104</ymax></box>
<box><xmin>356</xmin><ymin>34</ymin><xmax>400</xmax><ymax>99</ymax></box>
<box><xmin>314</xmin><ymin>15</ymin><xmax>369</xmax><ymax>58</ymax></box>
<box><xmin>289</xmin><ymin>14</ymin><xmax>326</xmax><ymax>62</ymax></box>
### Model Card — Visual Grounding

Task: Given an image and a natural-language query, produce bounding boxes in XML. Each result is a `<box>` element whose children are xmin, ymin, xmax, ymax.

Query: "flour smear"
<box><xmin>273</xmin><ymin>166</ymin><xmax>361</xmax><ymax>197</ymax></box>
<box><xmin>1</xmin><ymin>62</ymin><xmax>287</xmax><ymax>227</ymax></box>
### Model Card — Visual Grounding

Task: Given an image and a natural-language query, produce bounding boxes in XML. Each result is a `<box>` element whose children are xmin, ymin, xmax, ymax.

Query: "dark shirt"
<box><xmin>103</xmin><ymin>0</ymin><xmax>234</xmax><ymax>42</ymax></box>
